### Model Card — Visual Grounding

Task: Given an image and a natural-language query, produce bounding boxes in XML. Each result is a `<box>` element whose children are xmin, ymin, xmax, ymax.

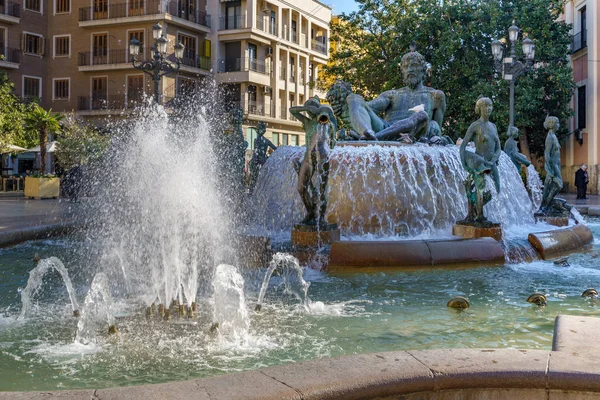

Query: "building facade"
<box><xmin>0</xmin><ymin>0</ymin><xmax>331</xmax><ymax>148</ymax></box>
<box><xmin>562</xmin><ymin>0</ymin><xmax>600</xmax><ymax>193</ymax></box>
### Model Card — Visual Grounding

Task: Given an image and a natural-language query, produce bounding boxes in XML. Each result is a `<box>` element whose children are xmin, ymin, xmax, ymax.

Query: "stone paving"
<box><xmin>0</xmin><ymin>196</ymin><xmax>84</xmax><ymax>246</ymax></box>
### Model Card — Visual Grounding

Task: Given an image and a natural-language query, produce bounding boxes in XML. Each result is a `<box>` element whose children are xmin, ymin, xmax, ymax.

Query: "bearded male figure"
<box><xmin>327</xmin><ymin>44</ymin><xmax>447</xmax><ymax>142</ymax></box>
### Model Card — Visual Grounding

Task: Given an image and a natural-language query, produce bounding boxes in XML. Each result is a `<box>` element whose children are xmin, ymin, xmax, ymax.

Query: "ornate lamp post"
<box><xmin>491</xmin><ymin>21</ymin><xmax>535</xmax><ymax>127</ymax></box>
<box><xmin>129</xmin><ymin>23</ymin><xmax>185</xmax><ymax>104</ymax></box>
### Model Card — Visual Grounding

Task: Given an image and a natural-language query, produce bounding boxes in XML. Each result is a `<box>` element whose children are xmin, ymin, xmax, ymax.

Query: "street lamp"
<box><xmin>129</xmin><ymin>23</ymin><xmax>185</xmax><ymax>104</ymax></box>
<box><xmin>491</xmin><ymin>21</ymin><xmax>535</xmax><ymax>128</ymax></box>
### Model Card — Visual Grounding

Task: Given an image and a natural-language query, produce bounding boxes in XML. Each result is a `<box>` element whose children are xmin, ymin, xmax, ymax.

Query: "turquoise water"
<box><xmin>1</xmin><ymin>223</ymin><xmax>600</xmax><ymax>391</ymax></box>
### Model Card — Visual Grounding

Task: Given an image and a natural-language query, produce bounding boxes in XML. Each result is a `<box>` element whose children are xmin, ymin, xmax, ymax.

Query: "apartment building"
<box><xmin>208</xmin><ymin>0</ymin><xmax>331</xmax><ymax>148</ymax></box>
<box><xmin>0</xmin><ymin>0</ymin><xmax>331</xmax><ymax>147</ymax></box>
<box><xmin>562</xmin><ymin>0</ymin><xmax>600</xmax><ymax>193</ymax></box>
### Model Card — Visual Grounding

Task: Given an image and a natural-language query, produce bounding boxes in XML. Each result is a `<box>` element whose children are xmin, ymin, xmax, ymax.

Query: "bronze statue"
<box><xmin>248</xmin><ymin>122</ymin><xmax>277</xmax><ymax>193</ymax></box>
<box><xmin>459</xmin><ymin>97</ymin><xmax>501</xmax><ymax>225</ymax></box>
<box><xmin>537</xmin><ymin>116</ymin><xmax>567</xmax><ymax>215</ymax></box>
<box><xmin>326</xmin><ymin>44</ymin><xmax>447</xmax><ymax>143</ymax></box>
<box><xmin>290</xmin><ymin>96</ymin><xmax>337</xmax><ymax>226</ymax></box>
<box><xmin>503</xmin><ymin>126</ymin><xmax>531</xmax><ymax>171</ymax></box>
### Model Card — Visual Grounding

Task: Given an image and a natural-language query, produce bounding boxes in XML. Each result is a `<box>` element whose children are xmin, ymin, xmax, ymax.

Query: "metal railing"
<box><xmin>0</xmin><ymin>47</ymin><xmax>20</xmax><ymax>63</ymax></box>
<box><xmin>279</xmin><ymin>67</ymin><xmax>286</xmax><ymax>80</ymax></box>
<box><xmin>0</xmin><ymin>1</ymin><xmax>20</xmax><ymax>17</ymax></box>
<box><xmin>78</xmin><ymin>94</ymin><xmax>127</xmax><ymax>110</ymax></box>
<box><xmin>217</xmin><ymin>57</ymin><xmax>268</xmax><ymax>74</ymax></box>
<box><xmin>311</xmin><ymin>39</ymin><xmax>327</xmax><ymax>55</ymax></box>
<box><xmin>572</xmin><ymin>30</ymin><xmax>587</xmax><ymax>53</ymax></box>
<box><xmin>78</xmin><ymin>49</ymin><xmax>128</xmax><ymax>66</ymax></box>
<box><xmin>291</xmin><ymin>30</ymin><xmax>297</xmax><ymax>43</ymax></box>
<box><xmin>79</xmin><ymin>0</ymin><xmax>210</xmax><ymax>27</ymax></box>
<box><xmin>219</xmin><ymin>13</ymin><xmax>246</xmax><ymax>30</ymax></box>
<box><xmin>179</xmin><ymin>49</ymin><xmax>210</xmax><ymax>71</ymax></box>
<box><xmin>246</xmin><ymin>100</ymin><xmax>275</xmax><ymax>118</ymax></box>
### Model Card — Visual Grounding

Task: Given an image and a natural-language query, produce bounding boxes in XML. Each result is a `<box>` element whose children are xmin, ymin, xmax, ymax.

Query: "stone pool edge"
<box><xmin>1</xmin><ymin>315</ymin><xmax>599</xmax><ymax>400</ymax></box>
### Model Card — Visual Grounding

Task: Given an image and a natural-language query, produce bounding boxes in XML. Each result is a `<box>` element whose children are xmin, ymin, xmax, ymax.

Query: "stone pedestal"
<box><xmin>291</xmin><ymin>223</ymin><xmax>340</xmax><ymax>248</ymax></box>
<box><xmin>452</xmin><ymin>222</ymin><xmax>502</xmax><ymax>241</ymax></box>
<box><xmin>535</xmin><ymin>215</ymin><xmax>569</xmax><ymax>227</ymax></box>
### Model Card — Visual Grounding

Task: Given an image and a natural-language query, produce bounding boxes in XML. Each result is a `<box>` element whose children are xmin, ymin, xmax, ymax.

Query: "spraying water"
<box><xmin>212</xmin><ymin>264</ymin><xmax>250</xmax><ymax>344</ymax></box>
<box><xmin>256</xmin><ymin>253</ymin><xmax>310</xmax><ymax>310</ymax></box>
<box><xmin>75</xmin><ymin>273</ymin><xmax>115</xmax><ymax>345</ymax></box>
<box><xmin>251</xmin><ymin>144</ymin><xmax>534</xmax><ymax>236</ymax></box>
<box><xmin>20</xmin><ymin>257</ymin><xmax>79</xmax><ymax>318</ymax></box>
<box><xmin>83</xmin><ymin>104</ymin><xmax>231</xmax><ymax>307</ymax></box>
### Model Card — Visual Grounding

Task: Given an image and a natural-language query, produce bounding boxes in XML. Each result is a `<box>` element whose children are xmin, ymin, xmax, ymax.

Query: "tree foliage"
<box><xmin>0</xmin><ymin>70</ymin><xmax>32</xmax><ymax>152</ymax></box>
<box><xmin>25</xmin><ymin>105</ymin><xmax>64</xmax><ymax>174</ymax></box>
<box><xmin>324</xmin><ymin>0</ymin><xmax>575</xmax><ymax>157</ymax></box>
<box><xmin>55</xmin><ymin>113</ymin><xmax>110</xmax><ymax>171</ymax></box>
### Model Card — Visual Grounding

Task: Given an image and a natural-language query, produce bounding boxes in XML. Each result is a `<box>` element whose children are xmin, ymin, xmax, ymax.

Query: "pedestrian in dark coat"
<box><xmin>575</xmin><ymin>164</ymin><xmax>589</xmax><ymax>199</ymax></box>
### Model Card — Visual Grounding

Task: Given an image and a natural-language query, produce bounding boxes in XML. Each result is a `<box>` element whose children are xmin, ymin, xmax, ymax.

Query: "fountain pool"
<box><xmin>1</xmin><ymin>224</ymin><xmax>600</xmax><ymax>392</ymax></box>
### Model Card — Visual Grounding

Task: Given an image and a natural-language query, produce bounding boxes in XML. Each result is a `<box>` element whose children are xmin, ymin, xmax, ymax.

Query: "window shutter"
<box><xmin>40</xmin><ymin>37</ymin><xmax>46</xmax><ymax>56</ymax></box>
<box><xmin>20</xmin><ymin>33</ymin><xmax>25</xmax><ymax>51</ymax></box>
<box><xmin>203</xmin><ymin>39</ymin><xmax>211</xmax><ymax>57</ymax></box>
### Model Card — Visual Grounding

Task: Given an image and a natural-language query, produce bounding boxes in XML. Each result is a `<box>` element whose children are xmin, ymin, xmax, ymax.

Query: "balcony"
<box><xmin>177</xmin><ymin>49</ymin><xmax>210</xmax><ymax>72</ymax></box>
<box><xmin>0</xmin><ymin>1</ymin><xmax>19</xmax><ymax>23</ymax></box>
<box><xmin>255</xmin><ymin>15</ymin><xmax>277</xmax><ymax>36</ymax></box>
<box><xmin>219</xmin><ymin>14</ymin><xmax>247</xmax><ymax>30</ymax></box>
<box><xmin>246</xmin><ymin>100</ymin><xmax>275</xmax><ymax>118</ymax></box>
<box><xmin>311</xmin><ymin>39</ymin><xmax>327</xmax><ymax>55</ymax></box>
<box><xmin>78</xmin><ymin>0</ymin><xmax>210</xmax><ymax>29</ymax></box>
<box><xmin>79</xmin><ymin>49</ymin><xmax>128</xmax><ymax>66</ymax></box>
<box><xmin>218</xmin><ymin>57</ymin><xmax>269</xmax><ymax>74</ymax></box>
<box><xmin>572</xmin><ymin>30</ymin><xmax>587</xmax><ymax>54</ymax></box>
<box><xmin>0</xmin><ymin>47</ymin><xmax>20</xmax><ymax>67</ymax></box>
<box><xmin>78</xmin><ymin>94</ymin><xmax>127</xmax><ymax>111</ymax></box>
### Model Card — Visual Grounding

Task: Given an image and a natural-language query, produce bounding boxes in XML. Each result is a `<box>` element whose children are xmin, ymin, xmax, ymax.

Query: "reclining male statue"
<box><xmin>326</xmin><ymin>44</ymin><xmax>449</xmax><ymax>144</ymax></box>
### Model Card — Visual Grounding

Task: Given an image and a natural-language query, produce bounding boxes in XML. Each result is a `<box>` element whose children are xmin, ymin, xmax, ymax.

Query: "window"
<box><xmin>23</xmin><ymin>33</ymin><xmax>44</xmax><ymax>56</ymax></box>
<box><xmin>92</xmin><ymin>33</ymin><xmax>108</xmax><ymax>63</ymax></box>
<box><xmin>55</xmin><ymin>0</ymin><xmax>69</xmax><ymax>13</ymax></box>
<box><xmin>128</xmin><ymin>0</ymin><xmax>144</xmax><ymax>16</ymax></box>
<box><xmin>272</xmin><ymin>132</ymin><xmax>279</xmax><ymax>145</ymax></box>
<box><xmin>225</xmin><ymin>2</ymin><xmax>242</xmax><ymax>29</ymax></box>
<box><xmin>577</xmin><ymin>85</ymin><xmax>586</xmax><ymax>130</ymax></box>
<box><xmin>91</xmin><ymin>77</ymin><xmax>107</xmax><ymax>109</ymax></box>
<box><xmin>281</xmin><ymin>133</ymin><xmax>288</xmax><ymax>146</ymax></box>
<box><xmin>290</xmin><ymin>134</ymin><xmax>298</xmax><ymax>146</ymax></box>
<box><xmin>53</xmin><ymin>78</ymin><xmax>69</xmax><ymax>100</ymax></box>
<box><xmin>93</xmin><ymin>0</ymin><xmax>107</xmax><ymax>19</ymax></box>
<box><xmin>0</xmin><ymin>27</ymin><xmax>5</xmax><ymax>50</ymax></box>
<box><xmin>246</xmin><ymin>127</ymin><xmax>257</xmax><ymax>150</ymax></box>
<box><xmin>269</xmin><ymin>11</ymin><xmax>276</xmax><ymax>35</ymax></box>
<box><xmin>581</xmin><ymin>6</ymin><xmax>587</xmax><ymax>48</ymax></box>
<box><xmin>178</xmin><ymin>33</ymin><xmax>196</xmax><ymax>62</ymax></box>
<box><xmin>127</xmin><ymin>75</ymin><xmax>143</xmax><ymax>107</ymax></box>
<box><xmin>23</xmin><ymin>76</ymin><xmax>41</xmax><ymax>98</ymax></box>
<box><xmin>25</xmin><ymin>0</ymin><xmax>41</xmax><ymax>12</ymax></box>
<box><xmin>54</xmin><ymin>35</ymin><xmax>70</xmax><ymax>57</ymax></box>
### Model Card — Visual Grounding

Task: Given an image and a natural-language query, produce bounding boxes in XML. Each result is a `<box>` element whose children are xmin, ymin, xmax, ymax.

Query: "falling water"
<box><xmin>75</xmin><ymin>273</ymin><xmax>115</xmax><ymax>345</ymax></box>
<box><xmin>526</xmin><ymin>165</ymin><xmax>543</xmax><ymax>213</ymax></box>
<box><xmin>571</xmin><ymin>208</ymin><xmax>585</xmax><ymax>225</ymax></box>
<box><xmin>256</xmin><ymin>253</ymin><xmax>310</xmax><ymax>310</ymax></box>
<box><xmin>250</xmin><ymin>144</ymin><xmax>534</xmax><ymax>237</ymax></box>
<box><xmin>83</xmin><ymin>104</ymin><xmax>231</xmax><ymax>308</ymax></box>
<box><xmin>212</xmin><ymin>264</ymin><xmax>250</xmax><ymax>343</ymax></box>
<box><xmin>20</xmin><ymin>257</ymin><xmax>79</xmax><ymax>317</ymax></box>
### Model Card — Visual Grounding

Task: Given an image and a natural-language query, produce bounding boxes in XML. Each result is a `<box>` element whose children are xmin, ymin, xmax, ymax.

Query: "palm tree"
<box><xmin>25</xmin><ymin>105</ymin><xmax>63</xmax><ymax>174</ymax></box>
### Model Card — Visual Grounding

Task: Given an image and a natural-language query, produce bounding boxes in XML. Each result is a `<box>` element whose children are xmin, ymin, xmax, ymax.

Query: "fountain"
<box><xmin>0</xmin><ymin>48</ymin><xmax>596</xmax><ymax>399</ymax></box>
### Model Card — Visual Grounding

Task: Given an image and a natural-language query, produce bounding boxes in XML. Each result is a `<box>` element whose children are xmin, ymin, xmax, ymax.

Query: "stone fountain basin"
<box><xmin>2</xmin><ymin>315</ymin><xmax>599</xmax><ymax>400</ymax></box>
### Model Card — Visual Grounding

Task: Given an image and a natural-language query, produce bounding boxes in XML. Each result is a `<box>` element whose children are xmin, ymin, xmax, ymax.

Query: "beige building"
<box><xmin>0</xmin><ymin>0</ymin><xmax>331</xmax><ymax>149</ymax></box>
<box><xmin>562</xmin><ymin>0</ymin><xmax>600</xmax><ymax>193</ymax></box>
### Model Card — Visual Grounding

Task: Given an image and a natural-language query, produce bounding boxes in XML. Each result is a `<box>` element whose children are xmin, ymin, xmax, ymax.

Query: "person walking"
<box><xmin>575</xmin><ymin>164</ymin><xmax>589</xmax><ymax>199</ymax></box>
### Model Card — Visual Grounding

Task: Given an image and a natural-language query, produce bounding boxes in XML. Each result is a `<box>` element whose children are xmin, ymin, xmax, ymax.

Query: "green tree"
<box><xmin>55</xmin><ymin>113</ymin><xmax>110</xmax><ymax>171</ymax></box>
<box><xmin>0</xmin><ymin>70</ymin><xmax>32</xmax><ymax>152</ymax></box>
<box><xmin>324</xmin><ymin>0</ymin><xmax>575</xmax><ymax>158</ymax></box>
<box><xmin>25</xmin><ymin>105</ymin><xmax>64</xmax><ymax>174</ymax></box>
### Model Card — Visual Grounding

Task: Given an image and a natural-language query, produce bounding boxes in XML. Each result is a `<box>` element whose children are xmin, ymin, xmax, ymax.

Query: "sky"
<box><xmin>327</xmin><ymin>0</ymin><xmax>359</xmax><ymax>15</ymax></box>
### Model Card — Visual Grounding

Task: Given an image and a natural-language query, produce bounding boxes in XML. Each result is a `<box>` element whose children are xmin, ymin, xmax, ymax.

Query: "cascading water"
<box><xmin>75</xmin><ymin>272</ymin><xmax>115</xmax><ymax>345</ymax></box>
<box><xmin>20</xmin><ymin>257</ymin><xmax>79</xmax><ymax>317</ymax></box>
<box><xmin>212</xmin><ymin>264</ymin><xmax>250</xmax><ymax>344</ymax></box>
<box><xmin>250</xmin><ymin>144</ymin><xmax>534</xmax><ymax>237</ymax></box>
<box><xmin>256</xmin><ymin>252</ymin><xmax>310</xmax><ymax>311</ymax></box>
<box><xmin>83</xmin><ymin>104</ymin><xmax>231</xmax><ymax>308</ymax></box>
<box><xmin>526</xmin><ymin>164</ymin><xmax>543</xmax><ymax>213</ymax></box>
